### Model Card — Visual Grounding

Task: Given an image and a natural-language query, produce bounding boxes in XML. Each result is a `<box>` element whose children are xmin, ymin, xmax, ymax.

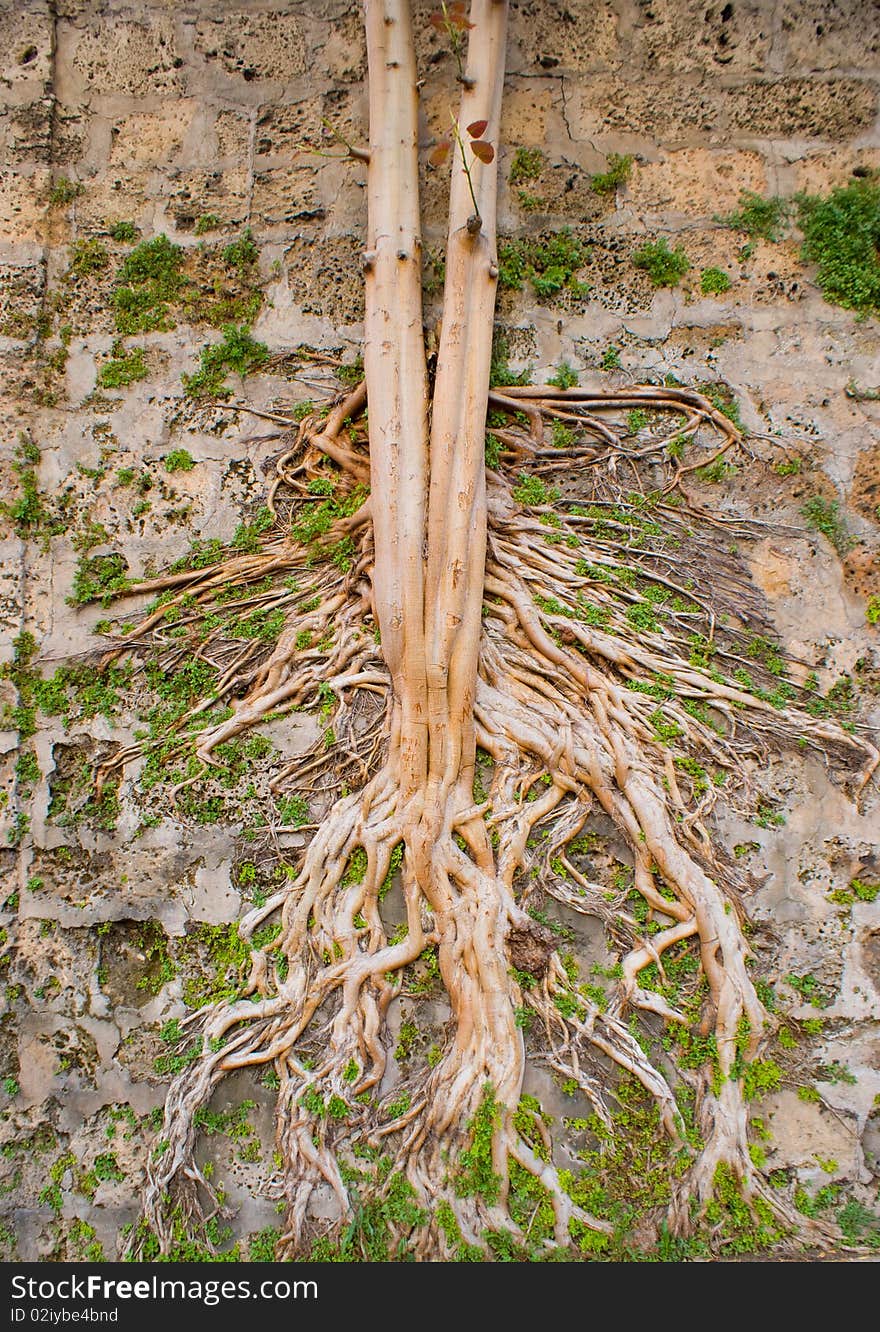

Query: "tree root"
<box><xmin>98</xmin><ymin>382</ymin><xmax>875</xmax><ymax>1262</ymax></box>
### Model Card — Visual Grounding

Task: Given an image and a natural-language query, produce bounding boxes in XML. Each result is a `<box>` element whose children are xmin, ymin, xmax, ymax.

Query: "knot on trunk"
<box><xmin>508</xmin><ymin>920</ymin><xmax>557</xmax><ymax>979</ymax></box>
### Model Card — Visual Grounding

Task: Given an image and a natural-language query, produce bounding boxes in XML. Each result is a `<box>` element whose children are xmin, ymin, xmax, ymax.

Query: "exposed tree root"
<box><xmin>97</xmin><ymin>376</ymin><xmax>874</xmax><ymax>1262</ymax></box>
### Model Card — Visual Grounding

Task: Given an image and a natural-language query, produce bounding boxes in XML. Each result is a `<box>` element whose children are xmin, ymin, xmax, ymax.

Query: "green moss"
<box><xmin>222</xmin><ymin>228</ymin><xmax>259</xmax><ymax>271</ymax></box>
<box><xmin>68</xmin><ymin>239</ymin><xmax>110</xmax><ymax>279</ymax></box>
<box><xmin>704</xmin><ymin>1161</ymin><xmax>786</xmax><ymax>1253</ymax></box>
<box><xmin>632</xmin><ymin>237</ymin><xmax>690</xmax><ymax>287</ymax></box>
<box><xmin>454</xmin><ymin>1084</ymin><xmax>502</xmax><ymax>1205</ymax></box>
<box><xmin>801</xmin><ymin>495</ymin><xmax>851</xmax><ymax>555</ymax></box>
<box><xmin>512</xmin><ymin>474</ymin><xmax>560</xmax><ymax>506</ymax></box>
<box><xmin>591</xmin><ymin>153</ymin><xmax>633</xmax><ymax>195</ymax></box>
<box><xmin>509</xmin><ymin>147</ymin><xmax>545</xmax><ymax>185</ymax></box>
<box><xmin>837</xmin><ymin>1198</ymin><xmax>880</xmax><ymax>1248</ymax></box>
<box><xmin>97</xmin><ymin>344</ymin><xmax>149</xmax><ymax>389</ymax></box>
<box><xmin>108</xmin><ymin>220</ymin><xmax>138</xmax><ymax>242</ymax></box>
<box><xmin>67</xmin><ymin>1218</ymin><xmax>104</xmax><ymax>1262</ymax></box>
<box><xmin>336</xmin><ymin>355</ymin><xmax>364</xmax><ymax>387</ymax></box>
<box><xmin>547</xmin><ymin>360</ymin><xmax>578</xmax><ymax>389</ymax></box>
<box><xmin>195</xmin><ymin>1100</ymin><xmax>257</xmax><ymax>1142</ymax></box>
<box><xmin>488</xmin><ymin>330</ymin><xmax>532</xmax><ymax>387</ymax></box>
<box><xmin>0</xmin><ymin>436</ymin><xmax>65</xmax><ymax>543</ymax></box>
<box><xmin>133</xmin><ymin>921</ymin><xmax>176</xmax><ymax>997</ymax></box>
<box><xmin>15</xmin><ymin>749</ymin><xmax>40</xmax><ymax>795</ymax></box>
<box><xmin>741</xmin><ymin>1059</ymin><xmax>783</xmax><ymax>1101</ymax></box>
<box><xmin>183</xmin><ymin>324</ymin><xmax>270</xmax><ymax>399</ymax></box>
<box><xmin>342</xmin><ymin>846</ymin><xmax>368</xmax><ymax>887</ymax></box>
<box><xmin>163</xmin><ymin>448</ymin><xmax>196</xmax><ymax>473</ymax></box>
<box><xmin>92</xmin><ymin>1151</ymin><xmax>124</xmax><ymax>1183</ymax></box>
<box><xmin>113</xmin><ymin>234</ymin><xmax>185</xmax><ymax>334</ymax></box>
<box><xmin>717</xmin><ymin>191</ymin><xmax>791</xmax><ymax>242</ymax></box>
<box><xmin>248</xmin><ymin>1227</ymin><xmax>280</xmax><ymax>1261</ymax></box>
<box><xmin>181</xmin><ymin>923</ymin><xmax>252</xmax><ymax>1009</ymax></box>
<box><xmin>49</xmin><ymin>178</ymin><xmax>83</xmax><ymax>207</ymax></box>
<box><xmin>696</xmin><ymin>457</ymin><xmax>737</xmax><ymax>483</ymax></box>
<box><xmin>562</xmin><ymin>1077</ymin><xmax>697</xmax><ymax>1258</ymax></box>
<box><xmin>309</xmin><ymin>1168</ymin><xmax>428</xmax><ymax>1262</ymax></box>
<box><xmin>290</xmin><ymin>483</ymin><xmax>368</xmax><ymax>558</ymax></box>
<box><xmin>379</xmin><ymin>842</ymin><xmax>404</xmax><ymax>900</ymax></box>
<box><xmin>785</xmin><ymin>971</ymin><xmax>833</xmax><ymax>1009</ymax></box>
<box><xmin>276</xmin><ymin>794</ymin><xmax>309</xmax><ymax>827</ymax></box>
<box><xmin>700</xmin><ymin>266</ymin><xmax>732</xmax><ymax>295</ymax></box>
<box><xmin>498</xmin><ymin>228</ymin><xmax>589</xmax><ymax>300</ymax></box>
<box><xmin>69</xmin><ymin>552</ymin><xmax>130</xmax><ymax>607</ymax></box>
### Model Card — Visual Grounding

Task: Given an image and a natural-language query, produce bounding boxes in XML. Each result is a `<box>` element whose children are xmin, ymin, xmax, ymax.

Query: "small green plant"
<box><xmin>194</xmin><ymin>213</ymin><xmax>222</xmax><ymax>235</ymax></box>
<box><xmin>113</xmin><ymin>234</ymin><xmax>185</xmax><ymax>335</ymax></box>
<box><xmin>97</xmin><ymin>344</ymin><xmax>149</xmax><ymax>389</ymax></box>
<box><xmin>509</xmin><ymin>146</ymin><xmax>544</xmax><ymax>185</ymax></box>
<box><xmin>454</xmin><ymin>1084</ymin><xmax>502</xmax><ymax>1204</ymax></box>
<box><xmin>632</xmin><ymin>237</ymin><xmax>689</xmax><ymax>287</ymax></box>
<box><xmin>276</xmin><ymin>794</ymin><xmax>309</xmax><ymax>827</ymax></box>
<box><xmin>498</xmin><ymin>229</ymin><xmax>589</xmax><ymax>300</ymax></box>
<box><xmin>600</xmin><ymin>345</ymin><xmax>621</xmax><ymax>370</ymax></box>
<box><xmin>248</xmin><ymin>1226</ymin><xmax>281</xmax><ymax>1261</ymax></box>
<box><xmin>488</xmin><ymin>330</ymin><xmax>532</xmax><ymax>387</ymax></box>
<box><xmin>697</xmin><ymin>458</ymin><xmax>737</xmax><ymax>483</ymax></box>
<box><xmin>230</xmin><ymin>506</ymin><xmax>274</xmax><ymax>554</ymax></box>
<box><xmin>108</xmin><ymin>220</ymin><xmax>137</xmax><ymax>242</ymax></box>
<box><xmin>591</xmin><ymin>152</ymin><xmax>633</xmax><ymax>195</ymax></box>
<box><xmin>181</xmin><ymin>923</ymin><xmax>252</xmax><ymax>1009</ymax></box>
<box><xmin>429</xmin><ymin>117</ymin><xmax>496</xmax><ymax>228</ymax></box>
<box><xmin>183</xmin><ymin>325</ymin><xmax>269</xmax><ymax>398</ymax></box>
<box><xmin>837</xmin><ymin>1198</ymin><xmax>880</xmax><ymax>1247</ymax></box>
<box><xmin>700</xmin><ymin>266</ymin><xmax>732</xmax><ymax>295</ymax></box>
<box><xmin>68</xmin><ymin>239</ymin><xmax>110</xmax><ymax>279</ymax></box>
<box><xmin>0</xmin><ymin>435</ymin><xmax>64</xmax><ymax>543</ymax></box>
<box><xmin>797</xmin><ymin>176</ymin><xmax>880</xmax><ymax>317</ymax></box>
<box><xmin>49</xmin><ymin>178</ymin><xmax>83</xmax><ymax>207</ymax></box>
<box><xmin>512</xmin><ymin>474</ymin><xmax>560</xmax><ymax>506</ymax></box>
<box><xmin>785</xmin><ymin>971</ymin><xmax>832</xmax><ymax>1010</ymax></box>
<box><xmin>163</xmin><ymin>449</ymin><xmax>196</xmax><ymax>474</ymax></box>
<box><xmin>717</xmin><ymin>192</ymin><xmax>791</xmax><ymax>242</ymax></box>
<box><xmin>69</xmin><ymin>552</ymin><xmax>130</xmax><ymax>607</ymax></box>
<box><xmin>92</xmin><ymin>1151</ymin><xmax>125</xmax><ymax>1183</ymax></box>
<box><xmin>330</xmin><ymin>355</ymin><xmax>362</xmax><ymax>390</ymax></box>
<box><xmin>867</xmin><ymin>596</ymin><xmax>880</xmax><ymax>626</ymax></box>
<box><xmin>547</xmin><ymin>360</ymin><xmax>578</xmax><ymax>389</ymax></box>
<box><xmin>801</xmin><ymin>496</ymin><xmax>851</xmax><ymax>555</ymax></box>
<box><xmin>222</xmin><ymin>229</ymin><xmax>259</xmax><ymax>271</ymax></box>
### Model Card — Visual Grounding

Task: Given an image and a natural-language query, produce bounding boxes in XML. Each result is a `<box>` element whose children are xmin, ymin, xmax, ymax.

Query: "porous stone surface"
<box><xmin>0</xmin><ymin>0</ymin><xmax>878</xmax><ymax>1262</ymax></box>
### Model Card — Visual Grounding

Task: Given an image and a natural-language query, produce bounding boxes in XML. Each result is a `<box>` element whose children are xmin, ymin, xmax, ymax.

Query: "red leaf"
<box><xmin>428</xmin><ymin>140</ymin><xmax>451</xmax><ymax>166</ymax></box>
<box><xmin>428</xmin><ymin>12</ymin><xmax>447</xmax><ymax>29</ymax></box>
<box><xmin>470</xmin><ymin>140</ymin><xmax>495</xmax><ymax>164</ymax></box>
<box><xmin>466</xmin><ymin>119</ymin><xmax>489</xmax><ymax>138</ymax></box>
<box><xmin>449</xmin><ymin>14</ymin><xmax>474</xmax><ymax>27</ymax></box>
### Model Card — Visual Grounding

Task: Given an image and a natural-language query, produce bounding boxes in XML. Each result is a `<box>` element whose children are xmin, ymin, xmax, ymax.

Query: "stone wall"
<box><xmin>0</xmin><ymin>0</ymin><xmax>879</xmax><ymax>1260</ymax></box>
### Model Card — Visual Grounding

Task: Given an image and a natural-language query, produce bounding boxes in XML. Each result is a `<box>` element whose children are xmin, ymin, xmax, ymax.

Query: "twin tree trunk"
<box><xmin>364</xmin><ymin>0</ymin><xmax>519</xmax><ymax>1149</ymax></box>
<box><xmin>364</xmin><ymin>0</ymin><xmax>506</xmax><ymax>808</ymax></box>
